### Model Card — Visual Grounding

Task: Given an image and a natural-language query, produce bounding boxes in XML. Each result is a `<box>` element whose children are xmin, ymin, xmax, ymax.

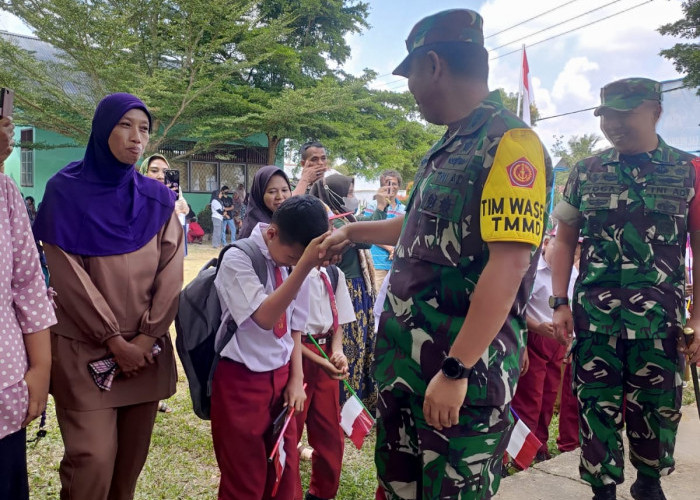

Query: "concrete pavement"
<box><xmin>496</xmin><ymin>404</ymin><xmax>700</xmax><ymax>499</ymax></box>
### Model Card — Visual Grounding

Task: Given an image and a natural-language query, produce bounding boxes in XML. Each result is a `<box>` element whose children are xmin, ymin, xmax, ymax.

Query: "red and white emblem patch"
<box><xmin>507</xmin><ymin>157</ymin><xmax>537</xmax><ymax>188</ymax></box>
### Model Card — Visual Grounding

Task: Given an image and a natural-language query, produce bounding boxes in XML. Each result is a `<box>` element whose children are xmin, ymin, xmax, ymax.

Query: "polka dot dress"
<box><xmin>0</xmin><ymin>174</ymin><xmax>56</xmax><ymax>440</ymax></box>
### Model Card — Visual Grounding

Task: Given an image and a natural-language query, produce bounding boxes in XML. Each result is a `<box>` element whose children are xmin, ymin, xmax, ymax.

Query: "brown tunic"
<box><xmin>44</xmin><ymin>212</ymin><xmax>183</xmax><ymax>410</ymax></box>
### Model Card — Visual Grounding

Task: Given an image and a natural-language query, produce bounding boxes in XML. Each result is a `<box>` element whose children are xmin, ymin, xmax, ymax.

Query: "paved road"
<box><xmin>496</xmin><ymin>405</ymin><xmax>699</xmax><ymax>499</ymax></box>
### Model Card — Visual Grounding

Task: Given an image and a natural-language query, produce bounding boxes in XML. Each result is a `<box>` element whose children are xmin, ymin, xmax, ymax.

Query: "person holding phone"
<box><xmin>33</xmin><ymin>94</ymin><xmax>183</xmax><ymax>500</ymax></box>
<box><xmin>362</xmin><ymin>169</ymin><xmax>406</xmax><ymax>293</ymax></box>
<box><xmin>140</xmin><ymin>154</ymin><xmax>189</xmax><ymax>257</ymax></box>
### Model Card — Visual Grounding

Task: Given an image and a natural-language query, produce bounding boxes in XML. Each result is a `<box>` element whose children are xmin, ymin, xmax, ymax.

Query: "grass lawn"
<box><xmin>26</xmin><ymin>243</ymin><xmax>698</xmax><ymax>498</ymax></box>
<box><xmin>27</xmin><ymin>243</ymin><xmax>377</xmax><ymax>500</ymax></box>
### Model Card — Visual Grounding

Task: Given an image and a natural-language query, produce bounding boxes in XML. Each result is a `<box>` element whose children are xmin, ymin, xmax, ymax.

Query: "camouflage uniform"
<box><xmin>553</xmin><ymin>78</ymin><xmax>699</xmax><ymax>489</ymax></box>
<box><xmin>376</xmin><ymin>11</ymin><xmax>552</xmax><ymax>498</ymax></box>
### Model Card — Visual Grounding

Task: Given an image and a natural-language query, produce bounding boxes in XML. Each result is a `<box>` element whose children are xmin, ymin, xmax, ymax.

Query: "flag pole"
<box><xmin>306</xmin><ymin>332</ymin><xmax>376</xmax><ymax>423</ymax></box>
<box><xmin>516</xmin><ymin>44</ymin><xmax>523</xmax><ymax>119</ymax></box>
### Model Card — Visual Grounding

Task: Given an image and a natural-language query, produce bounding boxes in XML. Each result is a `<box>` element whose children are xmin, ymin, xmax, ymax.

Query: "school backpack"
<box><xmin>175</xmin><ymin>239</ymin><xmax>267</xmax><ymax>420</ymax></box>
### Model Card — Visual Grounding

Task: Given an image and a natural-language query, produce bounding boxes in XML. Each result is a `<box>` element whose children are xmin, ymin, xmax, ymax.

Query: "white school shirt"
<box><xmin>305</xmin><ymin>267</ymin><xmax>356</xmax><ymax>336</ymax></box>
<box><xmin>528</xmin><ymin>254</ymin><xmax>578</xmax><ymax>325</ymax></box>
<box><xmin>214</xmin><ymin>223</ymin><xmax>310</xmax><ymax>372</ymax></box>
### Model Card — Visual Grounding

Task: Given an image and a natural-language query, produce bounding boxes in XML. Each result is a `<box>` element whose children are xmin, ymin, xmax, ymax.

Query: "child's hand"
<box><xmin>317</xmin><ymin>226</ymin><xmax>352</xmax><ymax>264</ymax></box>
<box><xmin>329</xmin><ymin>351</ymin><xmax>349</xmax><ymax>376</ymax></box>
<box><xmin>320</xmin><ymin>358</ymin><xmax>347</xmax><ymax>380</ymax></box>
<box><xmin>297</xmin><ymin>231</ymin><xmax>331</xmax><ymax>270</ymax></box>
<box><xmin>284</xmin><ymin>378</ymin><xmax>307</xmax><ymax>413</ymax></box>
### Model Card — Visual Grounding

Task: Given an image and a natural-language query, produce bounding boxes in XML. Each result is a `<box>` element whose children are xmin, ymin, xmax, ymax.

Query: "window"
<box><xmin>220</xmin><ymin>163</ymin><xmax>245</xmax><ymax>192</ymax></box>
<box><xmin>189</xmin><ymin>162</ymin><xmax>217</xmax><ymax>193</ymax></box>
<box><xmin>20</xmin><ymin>129</ymin><xmax>34</xmax><ymax>187</ymax></box>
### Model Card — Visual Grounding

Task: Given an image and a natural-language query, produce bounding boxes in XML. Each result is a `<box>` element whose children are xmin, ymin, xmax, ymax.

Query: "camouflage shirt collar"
<box><xmin>601</xmin><ymin>135</ymin><xmax>675</xmax><ymax>166</ymax></box>
<box><xmin>446</xmin><ymin>90</ymin><xmax>503</xmax><ymax>136</ymax></box>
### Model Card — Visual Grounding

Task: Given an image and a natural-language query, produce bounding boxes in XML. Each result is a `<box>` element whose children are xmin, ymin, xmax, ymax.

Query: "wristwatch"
<box><xmin>548</xmin><ymin>296</ymin><xmax>569</xmax><ymax>309</ymax></box>
<box><xmin>441</xmin><ymin>356</ymin><xmax>472</xmax><ymax>380</ymax></box>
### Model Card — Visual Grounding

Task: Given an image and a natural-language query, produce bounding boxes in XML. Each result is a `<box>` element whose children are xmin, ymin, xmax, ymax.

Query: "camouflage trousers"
<box><xmin>571</xmin><ymin>330</ymin><xmax>683</xmax><ymax>488</ymax></box>
<box><xmin>374</xmin><ymin>388</ymin><xmax>512</xmax><ymax>500</ymax></box>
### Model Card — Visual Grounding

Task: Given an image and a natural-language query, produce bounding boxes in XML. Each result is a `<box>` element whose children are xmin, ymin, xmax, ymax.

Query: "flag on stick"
<box><xmin>306</xmin><ymin>333</ymin><xmax>374</xmax><ymax>449</ymax></box>
<box><xmin>268</xmin><ymin>406</ymin><xmax>294</xmax><ymax>497</ymax></box>
<box><xmin>340</xmin><ymin>395</ymin><xmax>374</xmax><ymax>449</ymax></box>
<box><xmin>519</xmin><ymin>45</ymin><xmax>533</xmax><ymax>126</ymax></box>
<box><xmin>506</xmin><ymin>408</ymin><xmax>541</xmax><ymax>469</ymax></box>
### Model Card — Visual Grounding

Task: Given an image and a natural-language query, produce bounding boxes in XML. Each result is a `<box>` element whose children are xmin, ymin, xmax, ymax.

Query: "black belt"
<box><xmin>302</xmin><ymin>334</ymin><xmax>331</xmax><ymax>345</ymax></box>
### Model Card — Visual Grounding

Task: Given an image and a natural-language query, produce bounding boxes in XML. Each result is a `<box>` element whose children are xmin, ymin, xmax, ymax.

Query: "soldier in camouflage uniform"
<box><xmin>319</xmin><ymin>9</ymin><xmax>552</xmax><ymax>499</ymax></box>
<box><xmin>550</xmin><ymin>78</ymin><xmax>700</xmax><ymax>500</ymax></box>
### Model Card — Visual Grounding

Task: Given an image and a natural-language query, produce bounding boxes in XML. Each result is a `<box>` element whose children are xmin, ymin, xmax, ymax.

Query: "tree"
<box><xmin>658</xmin><ymin>1</ymin><xmax>700</xmax><ymax>94</ymax></box>
<box><xmin>0</xmin><ymin>0</ymin><xmax>292</xmax><ymax>153</ymax></box>
<box><xmin>552</xmin><ymin>133</ymin><xmax>602</xmax><ymax>168</ymax></box>
<box><xmin>0</xmin><ymin>0</ymin><xmax>374</xmax><ymax>163</ymax></box>
<box><xmin>550</xmin><ymin>133</ymin><xmax>602</xmax><ymax>207</ymax></box>
<box><xmin>497</xmin><ymin>89</ymin><xmax>540</xmax><ymax>124</ymax></box>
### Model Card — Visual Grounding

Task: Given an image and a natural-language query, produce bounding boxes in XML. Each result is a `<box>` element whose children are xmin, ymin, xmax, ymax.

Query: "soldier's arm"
<box><xmin>318</xmin><ymin>216</ymin><xmax>404</xmax><ymax>260</ymax></box>
<box><xmin>448</xmin><ymin>240</ymin><xmax>533</xmax><ymax>366</ymax></box>
<box><xmin>549</xmin><ymin>221</ymin><xmax>580</xmax><ymax>344</ymax></box>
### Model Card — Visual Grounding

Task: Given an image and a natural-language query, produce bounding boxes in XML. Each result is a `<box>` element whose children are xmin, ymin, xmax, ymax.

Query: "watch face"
<box><xmin>442</xmin><ymin>357</ymin><xmax>463</xmax><ymax>379</ymax></box>
<box><xmin>548</xmin><ymin>296</ymin><xmax>556</xmax><ymax>308</ymax></box>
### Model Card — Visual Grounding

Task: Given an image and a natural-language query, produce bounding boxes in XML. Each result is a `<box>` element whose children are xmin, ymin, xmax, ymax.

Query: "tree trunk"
<box><xmin>267</xmin><ymin>134</ymin><xmax>280</xmax><ymax>165</ymax></box>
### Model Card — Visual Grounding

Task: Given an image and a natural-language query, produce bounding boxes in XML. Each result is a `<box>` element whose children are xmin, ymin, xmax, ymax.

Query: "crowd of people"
<box><xmin>1</xmin><ymin>6</ymin><xmax>699</xmax><ymax>500</ymax></box>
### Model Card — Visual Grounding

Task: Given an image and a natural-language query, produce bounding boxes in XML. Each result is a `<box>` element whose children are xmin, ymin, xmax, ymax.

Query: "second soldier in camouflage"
<box><xmin>550</xmin><ymin>77</ymin><xmax>700</xmax><ymax>500</ymax></box>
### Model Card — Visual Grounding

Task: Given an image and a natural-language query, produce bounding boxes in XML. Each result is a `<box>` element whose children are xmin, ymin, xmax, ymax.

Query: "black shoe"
<box><xmin>592</xmin><ymin>483</ymin><xmax>616</xmax><ymax>500</ymax></box>
<box><xmin>304</xmin><ymin>493</ymin><xmax>329</xmax><ymax>500</ymax></box>
<box><xmin>630</xmin><ymin>474</ymin><xmax>666</xmax><ymax>500</ymax></box>
<box><xmin>534</xmin><ymin>449</ymin><xmax>551</xmax><ymax>463</ymax></box>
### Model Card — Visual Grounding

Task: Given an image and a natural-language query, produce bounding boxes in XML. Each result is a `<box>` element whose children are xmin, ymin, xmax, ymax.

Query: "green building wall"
<box><xmin>4</xmin><ymin>128</ymin><xmax>284</xmax><ymax>217</ymax></box>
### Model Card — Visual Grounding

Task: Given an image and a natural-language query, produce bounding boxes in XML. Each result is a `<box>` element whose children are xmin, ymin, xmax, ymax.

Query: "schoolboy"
<box><xmin>211</xmin><ymin>195</ymin><xmax>330</xmax><ymax>500</ymax></box>
<box><xmin>295</xmin><ymin>264</ymin><xmax>356</xmax><ymax>500</ymax></box>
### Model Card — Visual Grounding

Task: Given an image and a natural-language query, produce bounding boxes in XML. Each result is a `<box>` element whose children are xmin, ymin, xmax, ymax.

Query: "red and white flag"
<box><xmin>506</xmin><ymin>417</ymin><xmax>541</xmax><ymax>469</ymax></box>
<box><xmin>270</xmin><ymin>436</ymin><xmax>287</xmax><ymax>497</ymax></box>
<box><xmin>520</xmin><ymin>45</ymin><xmax>533</xmax><ymax>126</ymax></box>
<box><xmin>340</xmin><ymin>395</ymin><xmax>374</xmax><ymax>450</ymax></box>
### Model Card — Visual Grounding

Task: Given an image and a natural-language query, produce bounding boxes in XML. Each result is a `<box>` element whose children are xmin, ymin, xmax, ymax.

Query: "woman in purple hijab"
<box><xmin>238</xmin><ymin>165</ymin><xmax>292</xmax><ymax>239</ymax></box>
<box><xmin>34</xmin><ymin>93</ymin><xmax>183</xmax><ymax>500</ymax></box>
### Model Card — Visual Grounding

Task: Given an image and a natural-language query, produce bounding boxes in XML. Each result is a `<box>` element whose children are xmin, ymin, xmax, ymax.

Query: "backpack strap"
<box><xmin>212</xmin><ymin>238</ymin><xmax>268</xmax><ymax>356</ymax></box>
<box><xmin>326</xmin><ymin>264</ymin><xmax>340</xmax><ymax>293</ymax></box>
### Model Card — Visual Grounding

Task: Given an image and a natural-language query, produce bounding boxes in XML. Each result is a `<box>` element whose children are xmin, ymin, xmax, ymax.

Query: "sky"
<box><xmin>0</xmin><ymin>0</ymin><xmax>693</xmax><ymax>160</ymax></box>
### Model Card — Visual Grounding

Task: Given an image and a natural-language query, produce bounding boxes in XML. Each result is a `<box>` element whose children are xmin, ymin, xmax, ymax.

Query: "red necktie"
<box><xmin>272</xmin><ymin>266</ymin><xmax>288</xmax><ymax>338</ymax></box>
<box><xmin>319</xmin><ymin>270</ymin><xmax>339</xmax><ymax>334</ymax></box>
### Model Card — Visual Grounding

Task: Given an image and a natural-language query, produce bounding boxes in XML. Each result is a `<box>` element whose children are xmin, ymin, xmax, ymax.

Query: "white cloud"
<box><xmin>551</xmin><ymin>57</ymin><xmax>599</xmax><ymax>102</ymax></box>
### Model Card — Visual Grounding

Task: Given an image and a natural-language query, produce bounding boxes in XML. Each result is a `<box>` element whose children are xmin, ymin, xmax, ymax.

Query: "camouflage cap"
<box><xmin>392</xmin><ymin>9</ymin><xmax>485</xmax><ymax>77</ymax></box>
<box><xmin>593</xmin><ymin>77</ymin><xmax>662</xmax><ymax>116</ymax></box>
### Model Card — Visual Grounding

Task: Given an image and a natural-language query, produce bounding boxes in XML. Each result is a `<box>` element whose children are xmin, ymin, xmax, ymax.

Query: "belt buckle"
<box><xmin>317</xmin><ymin>337</ymin><xmax>327</xmax><ymax>345</ymax></box>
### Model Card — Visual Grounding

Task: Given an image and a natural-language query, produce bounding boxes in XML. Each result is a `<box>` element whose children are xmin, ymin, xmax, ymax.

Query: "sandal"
<box><xmin>158</xmin><ymin>401</ymin><xmax>173</xmax><ymax>413</ymax></box>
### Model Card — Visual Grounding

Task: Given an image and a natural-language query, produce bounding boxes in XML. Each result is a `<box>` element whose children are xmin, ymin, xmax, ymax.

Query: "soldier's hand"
<box><xmin>552</xmin><ymin>306</ymin><xmax>574</xmax><ymax>347</ymax></box>
<box><xmin>423</xmin><ymin>373</ymin><xmax>468</xmax><ymax>431</ymax></box>
<box><xmin>318</xmin><ymin>225</ymin><xmax>352</xmax><ymax>263</ymax></box>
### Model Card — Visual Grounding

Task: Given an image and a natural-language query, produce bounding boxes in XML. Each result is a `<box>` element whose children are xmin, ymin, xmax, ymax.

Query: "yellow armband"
<box><xmin>480</xmin><ymin>128</ymin><xmax>547</xmax><ymax>246</ymax></box>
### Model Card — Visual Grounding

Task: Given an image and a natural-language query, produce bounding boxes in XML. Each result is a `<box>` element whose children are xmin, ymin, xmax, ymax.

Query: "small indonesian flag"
<box><xmin>506</xmin><ymin>418</ymin><xmax>541</xmax><ymax>469</ymax></box>
<box><xmin>270</xmin><ymin>434</ymin><xmax>287</xmax><ymax>497</ymax></box>
<box><xmin>340</xmin><ymin>396</ymin><xmax>374</xmax><ymax>450</ymax></box>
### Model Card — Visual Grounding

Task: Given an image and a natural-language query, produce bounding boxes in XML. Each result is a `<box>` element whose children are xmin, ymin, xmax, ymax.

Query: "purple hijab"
<box><xmin>33</xmin><ymin>93</ymin><xmax>175</xmax><ymax>256</ymax></box>
<box><xmin>238</xmin><ymin>165</ymin><xmax>291</xmax><ymax>239</ymax></box>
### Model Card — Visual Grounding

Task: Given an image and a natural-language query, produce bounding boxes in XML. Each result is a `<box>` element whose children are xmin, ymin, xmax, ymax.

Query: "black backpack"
<box><xmin>175</xmin><ymin>239</ymin><xmax>266</xmax><ymax>420</ymax></box>
<box><xmin>174</xmin><ymin>237</ymin><xmax>341</xmax><ymax>420</ymax></box>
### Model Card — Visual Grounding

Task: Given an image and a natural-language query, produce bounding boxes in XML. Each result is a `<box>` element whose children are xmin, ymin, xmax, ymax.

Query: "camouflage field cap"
<box><xmin>392</xmin><ymin>9</ymin><xmax>485</xmax><ymax>77</ymax></box>
<box><xmin>593</xmin><ymin>77</ymin><xmax>662</xmax><ymax>116</ymax></box>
